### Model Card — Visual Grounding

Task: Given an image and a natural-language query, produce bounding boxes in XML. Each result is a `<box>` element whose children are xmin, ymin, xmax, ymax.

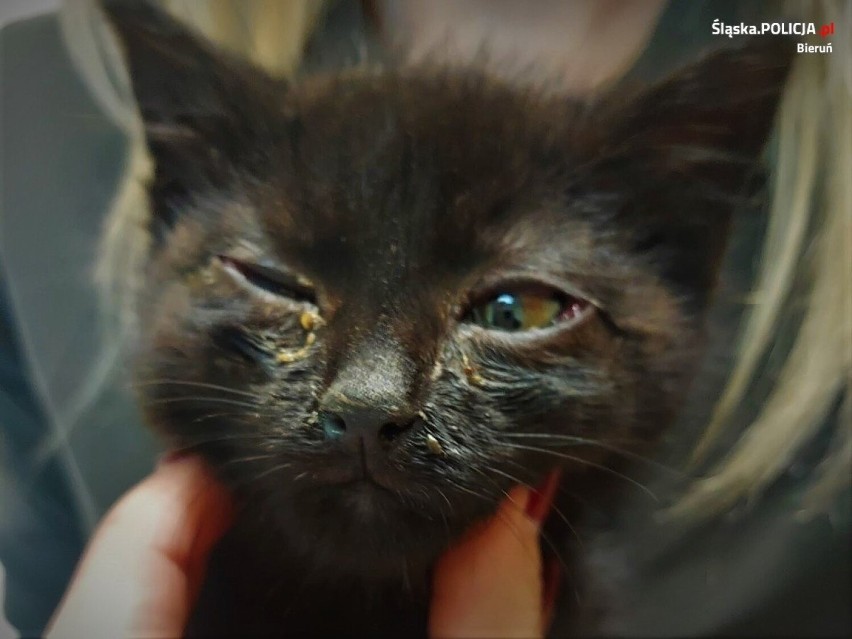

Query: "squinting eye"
<box><xmin>219</xmin><ymin>256</ymin><xmax>317</xmax><ymax>304</ymax></box>
<box><xmin>468</xmin><ymin>288</ymin><xmax>590</xmax><ymax>332</ymax></box>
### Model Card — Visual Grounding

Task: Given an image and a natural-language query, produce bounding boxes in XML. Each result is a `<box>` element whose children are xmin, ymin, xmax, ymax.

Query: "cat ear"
<box><xmin>592</xmin><ymin>38</ymin><xmax>793</xmax><ymax>307</ymax></box>
<box><xmin>102</xmin><ymin>1</ymin><xmax>282</xmax><ymax>234</ymax></box>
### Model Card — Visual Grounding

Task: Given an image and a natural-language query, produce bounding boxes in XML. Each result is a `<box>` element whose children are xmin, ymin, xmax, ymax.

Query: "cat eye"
<box><xmin>219</xmin><ymin>256</ymin><xmax>317</xmax><ymax>304</ymax></box>
<box><xmin>467</xmin><ymin>286</ymin><xmax>590</xmax><ymax>332</ymax></box>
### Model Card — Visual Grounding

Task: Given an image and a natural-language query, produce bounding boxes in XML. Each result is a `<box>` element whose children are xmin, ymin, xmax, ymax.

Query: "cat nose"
<box><xmin>317</xmin><ymin>405</ymin><xmax>416</xmax><ymax>446</ymax></box>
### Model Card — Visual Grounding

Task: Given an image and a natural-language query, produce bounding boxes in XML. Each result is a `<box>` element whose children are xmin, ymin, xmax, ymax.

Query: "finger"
<box><xmin>47</xmin><ymin>455</ymin><xmax>233</xmax><ymax>639</ymax></box>
<box><xmin>429</xmin><ymin>484</ymin><xmax>548</xmax><ymax>639</ymax></box>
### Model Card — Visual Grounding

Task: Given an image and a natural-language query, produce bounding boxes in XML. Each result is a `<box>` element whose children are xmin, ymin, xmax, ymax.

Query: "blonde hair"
<box><xmin>671</xmin><ymin>0</ymin><xmax>851</xmax><ymax>521</ymax></box>
<box><xmin>58</xmin><ymin>0</ymin><xmax>850</xmax><ymax>529</ymax></box>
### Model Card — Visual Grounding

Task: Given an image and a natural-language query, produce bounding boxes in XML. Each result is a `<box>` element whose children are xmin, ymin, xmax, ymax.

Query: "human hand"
<box><xmin>46</xmin><ymin>455</ymin><xmax>233</xmax><ymax>639</ymax></box>
<box><xmin>47</xmin><ymin>455</ymin><xmax>557</xmax><ymax>638</ymax></box>
<box><xmin>430</xmin><ymin>472</ymin><xmax>561</xmax><ymax>638</ymax></box>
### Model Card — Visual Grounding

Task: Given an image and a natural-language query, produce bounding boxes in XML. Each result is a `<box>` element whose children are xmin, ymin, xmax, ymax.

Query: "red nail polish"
<box><xmin>157</xmin><ymin>449</ymin><xmax>189</xmax><ymax>467</ymax></box>
<box><xmin>524</xmin><ymin>469</ymin><xmax>562</xmax><ymax>524</ymax></box>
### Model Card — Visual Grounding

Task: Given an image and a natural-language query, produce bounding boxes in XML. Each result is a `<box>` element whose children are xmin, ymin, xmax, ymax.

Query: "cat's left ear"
<box><xmin>102</xmin><ymin>1</ymin><xmax>283</xmax><ymax>229</ymax></box>
<box><xmin>591</xmin><ymin>38</ymin><xmax>793</xmax><ymax>306</ymax></box>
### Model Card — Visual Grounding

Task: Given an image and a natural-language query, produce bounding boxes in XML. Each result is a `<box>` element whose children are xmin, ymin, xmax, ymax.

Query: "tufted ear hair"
<box><xmin>588</xmin><ymin>38</ymin><xmax>794</xmax><ymax>308</ymax></box>
<box><xmin>102</xmin><ymin>1</ymin><xmax>286</xmax><ymax>237</ymax></box>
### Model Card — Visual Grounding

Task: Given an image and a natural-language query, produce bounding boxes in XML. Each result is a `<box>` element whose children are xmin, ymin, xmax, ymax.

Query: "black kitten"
<box><xmin>103</xmin><ymin>2</ymin><xmax>790</xmax><ymax>635</ymax></box>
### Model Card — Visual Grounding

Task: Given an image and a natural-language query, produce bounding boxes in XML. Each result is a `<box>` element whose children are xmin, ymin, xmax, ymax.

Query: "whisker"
<box><xmin>191</xmin><ymin>411</ymin><xmax>254</xmax><ymax>424</ymax></box>
<box><xmin>171</xmin><ymin>431</ymin><xmax>280</xmax><ymax>450</ymax></box>
<box><xmin>221</xmin><ymin>453</ymin><xmax>280</xmax><ymax>467</ymax></box>
<box><xmin>482</xmin><ymin>465</ymin><xmax>584</xmax><ymax>550</ymax></box>
<box><xmin>498</xmin><ymin>442</ymin><xmax>659</xmax><ymax>502</ymax></box>
<box><xmin>249</xmin><ymin>461</ymin><xmax>294</xmax><ymax>483</ymax></box>
<box><xmin>470</xmin><ymin>467</ymin><xmax>573</xmax><ymax>573</ymax></box>
<box><xmin>466</xmin><ymin>469</ymin><xmax>532</xmax><ymax>549</ymax></box>
<box><xmin>146</xmin><ymin>396</ymin><xmax>261</xmax><ymax>410</ymax></box>
<box><xmin>435</xmin><ymin>487</ymin><xmax>453</xmax><ymax>513</ymax></box>
<box><xmin>446</xmin><ymin>478</ymin><xmax>498</xmax><ymax>506</ymax></box>
<box><xmin>499</xmin><ymin>432</ymin><xmax>686</xmax><ymax>477</ymax></box>
<box><xmin>435</xmin><ymin>487</ymin><xmax>453</xmax><ymax>544</ymax></box>
<box><xmin>132</xmin><ymin>378</ymin><xmax>262</xmax><ymax>399</ymax></box>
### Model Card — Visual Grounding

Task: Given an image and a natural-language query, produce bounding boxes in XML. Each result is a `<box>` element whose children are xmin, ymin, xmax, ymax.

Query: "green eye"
<box><xmin>468</xmin><ymin>288</ymin><xmax>588</xmax><ymax>332</ymax></box>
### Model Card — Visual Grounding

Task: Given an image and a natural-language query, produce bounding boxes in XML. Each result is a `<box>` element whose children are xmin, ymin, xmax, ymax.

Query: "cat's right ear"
<box><xmin>101</xmin><ymin>1</ymin><xmax>282</xmax><ymax>231</ymax></box>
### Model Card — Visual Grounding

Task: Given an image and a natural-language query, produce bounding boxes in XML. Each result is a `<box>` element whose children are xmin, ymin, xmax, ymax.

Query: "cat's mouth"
<box><xmin>210</xmin><ymin>443</ymin><xmax>503</xmax><ymax>579</ymax></box>
<box><xmin>301</xmin><ymin>428</ymin><xmax>418</xmax><ymax>495</ymax></box>
<box><xmin>335</xmin><ymin>477</ymin><xmax>401</xmax><ymax>518</ymax></box>
<box><xmin>311</xmin><ymin>473</ymin><xmax>422</xmax><ymax>527</ymax></box>
<box><xmin>307</xmin><ymin>455</ymin><xmax>403</xmax><ymax>501</ymax></box>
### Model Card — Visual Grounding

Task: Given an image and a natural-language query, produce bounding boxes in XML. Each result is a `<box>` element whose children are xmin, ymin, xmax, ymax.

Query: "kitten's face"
<box><xmin>109</xmin><ymin>5</ymin><xmax>789</xmax><ymax>577</ymax></box>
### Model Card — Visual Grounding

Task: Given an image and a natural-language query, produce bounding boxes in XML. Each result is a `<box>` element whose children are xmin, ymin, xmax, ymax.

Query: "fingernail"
<box><xmin>157</xmin><ymin>449</ymin><xmax>189</xmax><ymax>467</ymax></box>
<box><xmin>524</xmin><ymin>469</ymin><xmax>562</xmax><ymax>525</ymax></box>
